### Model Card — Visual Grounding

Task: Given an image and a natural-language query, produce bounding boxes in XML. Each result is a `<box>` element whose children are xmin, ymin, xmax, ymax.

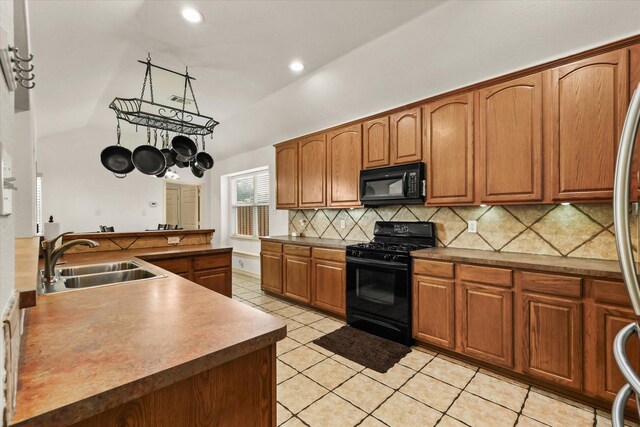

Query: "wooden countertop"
<box><xmin>260</xmin><ymin>235</ymin><xmax>364</xmax><ymax>249</ymax></box>
<box><xmin>411</xmin><ymin>247</ymin><xmax>625</xmax><ymax>280</ymax></box>
<box><xmin>15</xmin><ymin>237</ymin><xmax>40</xmax><ymax>308</ymax></box>
<box><xmin>64</xmin><ymin>228</ymin><xmax>215</xmax><ymax>240</ymax></box>
<box><xmin>12</xmin><ymin>247</ymin><xmax>285</xmax><ymax>427</ymax></box>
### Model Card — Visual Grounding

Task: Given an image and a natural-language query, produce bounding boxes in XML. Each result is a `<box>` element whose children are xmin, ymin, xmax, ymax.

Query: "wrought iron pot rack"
<box><xmin>109</xmin><ymin>56</ymin><xmax>219</xmax><ymax>136</ymax></box>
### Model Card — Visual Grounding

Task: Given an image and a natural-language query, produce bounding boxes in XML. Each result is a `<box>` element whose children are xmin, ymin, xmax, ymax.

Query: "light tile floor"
<box><xmin>231</xmin><ymin>273</ymin><xmax>633</xmax><ymax>427</ymax></box>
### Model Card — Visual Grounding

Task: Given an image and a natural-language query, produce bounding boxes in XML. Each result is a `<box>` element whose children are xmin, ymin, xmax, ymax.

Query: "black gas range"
<box><xmin>346</xmin><ymin>221</ymin><xmax>436</xmax><ymax>345</ymax></box>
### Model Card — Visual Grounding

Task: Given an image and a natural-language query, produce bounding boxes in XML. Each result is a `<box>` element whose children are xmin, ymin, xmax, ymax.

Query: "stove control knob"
<box><xmin>383</xmin><ymin>254</ymin><xmax>391</xmax><ymax>261</ymax></box>
<box><xmin>391</xmin><ymin>255</ymin><xmax>399</xmax><ymax>262</ymax></box>
<box><xmin>358</xmin><ymin>251</ymin><xmax>364</xmax><ymax>257</ymax></box>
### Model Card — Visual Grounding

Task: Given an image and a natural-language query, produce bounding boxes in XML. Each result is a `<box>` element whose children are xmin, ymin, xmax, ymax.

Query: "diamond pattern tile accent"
<box><xmin>576</xmin><ymin>203</ymin><xmax>614</xmax><ymax>227</ymax></box>
<box><xmin>310</xmin><ymin>210</ymin><xmax>331</xmax><ymax>236</ymax></box>
<box><xmin>376</xmin><ymin>205</ymin><xmax>402</xmax><ymax>221</ymax></box>
<box><xmin>408</xmin><ymin>205</ymin><xmax>439</xmax><ymax>221</ymax></box>
<box><xmin>358</xmin><ymin>209</ymin><xmax>383</xmax><ymax>240</ymax></box>
<box><xmin>391</xmin><ymin>206</ymin><xmax>419</xmax><ymax>222</ymax></box>
<box><xmin>332</xmin><ymin>210</ymin><xmax>356</xmax><ymax>239</ymax></box>
<box><xmin>346</xmin><ymin>225</ymin><xmax>368</xmax><ymax>241</ymax></box>
<box><xmin>430</xmin><ymin>207</ymin><xmax>467</xmax><ymax>246</ymax></box>
<box><xmin>477</xmin><ymin>206</ymin><xmax>526</xmax><ymax>250</ymax></box>
<box><xmin>502</xmin><ymin>229</ymin><xmax>561</xmax><ymax>256</ymax></box>
<box><xmin>347</xmin><ymin>208</ymin><xmax>367</xmax><ymax>222</ymax></box>
<box><xmin>504</xmin><ymin>205</ymin><xmax>554</xmax><ymax>226</ymax></box>
<box><xmin>569</xmin><ymin>229</ymin><xmax>617</xmax><ymax>260</ymax></box>
<box><xmin>449</xmin><ymin>232</ymin><xmax>493</xmax><ymax>251</ymax></box>
<box><xmin>453</xmin><ymin>206</ymin><xmax>491</xmax><ymax>222</ymax></box>
<box><xmin>532</xmin><ymin>205</ymin><xmax>602</xmax><ymax>255</ymax></box>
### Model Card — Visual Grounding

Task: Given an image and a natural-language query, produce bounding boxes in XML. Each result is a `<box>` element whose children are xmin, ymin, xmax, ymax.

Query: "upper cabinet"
<box><xmin>391</xmin><ymin>107</ymin><xmax>422</xmax><ymax>165</ymax></box>
<box><xmin>362</xmin><ymin>117</ymin><xmax>390</xmax><ymax>169</ymax></box>
<box><xmin>327</xmin><ymin>124</ymin><xmax>362</xmax><ymax>207</ymax></box>
<box><xmin>298</xmin><ymin>134</ymin><xmax>326</xmax><ymax>208</ymax></box>
<box><xmin>275</xmin><ymin>142</ymin><xmax>298</xmax><ymax>209</ymax></box>
<box><xmin>479</xmin><ymin>73</ymin><xmax>543</xmax><ymax>203</ymax></box>
<box><xmin>547</xmin><ymin>49</ymin><xmax>629</xmax><ymax>201</ymax></box>
<box><xmin>424</xmin><ymin>94</ymin><xmax>474</xmax><ymax>205</ymax></box>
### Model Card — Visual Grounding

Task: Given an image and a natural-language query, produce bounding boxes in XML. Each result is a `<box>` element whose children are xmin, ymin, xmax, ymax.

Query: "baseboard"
<box><xmin>232</xmin><ymin>268</ymin><xmax>260</xmax><ymax>280</ymax></box>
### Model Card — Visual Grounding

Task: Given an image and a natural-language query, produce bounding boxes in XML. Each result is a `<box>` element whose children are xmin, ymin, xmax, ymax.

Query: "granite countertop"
<box><xmin>411</xmin><ymin>247</ymin><xmax>625</xmax><ymax>280</ymax></box>
<box><xmin>64</xmin><ymin>228</ymin><xmax>215</xmax><ymax>240</ymax></box>
<box><xmin>260</xmin><ymin>235</ymin><xmax>364</xmax><ymax>249</ymax></box>
<box><xmin>13</xmin><ymin>247</ymin><xmax>285</xmax><ymax>427</ymax></box>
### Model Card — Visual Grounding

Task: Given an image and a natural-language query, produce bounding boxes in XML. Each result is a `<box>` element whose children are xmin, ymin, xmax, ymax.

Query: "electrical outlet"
<box><xmin>468</xmin><ymin>220</ymin><xmax>477</xmax><ymax>233</ymax></box>
<box><xmin>340</xmin><ymin>219</ymin><xmax>346</xmax><ymax>229</ymax></box>
<box><xmin>167</xmin><ymin>236</ymin><xmax>180</xmax><ymax>244</ymax></box>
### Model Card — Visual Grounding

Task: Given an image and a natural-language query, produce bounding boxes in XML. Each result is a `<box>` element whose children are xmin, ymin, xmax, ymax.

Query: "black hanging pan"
<box><xmin>160</xmin><ymin>130</ymin><xmax>175</xmax><ymax>168</ymax></box>
<box><xmin>171</xmin><ymin>134</ymin><xmax>197</xmax><ymax>162</ymax></box>
<box><xmin>101</xmin><ymin>123</ymin><xmax>135</xmax><ymax>178</ymax></box>
<box><xmin>190</xmin><ymin>160</ymin><xmax>204</xmax><ymax>178</ymax></box>
<box><xmin>132</xmin><ymin>127</ymin><xmax>166</xmax><ymax>175</ymax></box>
<box><xmin>155</xmin><ymin>130</ymin><xmax>169</xmax><ymax>177</ymax></box>
<box><xmin>192</xmin><ymin>136</ymin><xmax>214</xmax><ymax>173</ymax></box>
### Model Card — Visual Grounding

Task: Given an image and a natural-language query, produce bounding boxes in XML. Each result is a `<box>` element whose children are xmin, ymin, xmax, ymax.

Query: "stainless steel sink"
<box><xmin>57</xmin><ymin>261</ymin><xmax>139</xmax><ymax>277</ymax></box>
<box><xmin>63</xmin><ymin>269</ymin><xmax>157</xmax><ymax>289</ymax></box>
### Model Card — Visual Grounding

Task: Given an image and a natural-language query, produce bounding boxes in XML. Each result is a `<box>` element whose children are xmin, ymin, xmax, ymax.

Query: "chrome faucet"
<box><xmin>41</xmin><ymin>232</ymin><xmax>99</xmax><ymax>286</ymax></box>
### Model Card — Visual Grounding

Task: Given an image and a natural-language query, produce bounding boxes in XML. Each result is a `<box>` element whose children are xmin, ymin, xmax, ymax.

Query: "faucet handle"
<box><xmin>42</xmin><ymin>231</ymin><xmax>74</xmax><ymax>249</ymax></box>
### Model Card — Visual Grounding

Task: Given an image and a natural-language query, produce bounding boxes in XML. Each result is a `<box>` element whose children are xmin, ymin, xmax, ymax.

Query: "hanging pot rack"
<box><xmin>108</xmin><ymin>55</ymin><xmax>219</xmax><ymax>136</ymax></box>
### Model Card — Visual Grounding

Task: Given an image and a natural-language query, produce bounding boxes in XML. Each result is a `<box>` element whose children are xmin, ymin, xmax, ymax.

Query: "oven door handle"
<box><xmin>347</xmin><ymin>256</ymin><xmax>409</xmax><ymax>270</ymax></box>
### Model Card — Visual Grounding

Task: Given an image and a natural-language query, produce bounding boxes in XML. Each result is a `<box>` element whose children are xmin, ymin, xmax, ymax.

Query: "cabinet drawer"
<box><xmin>194</xmin><ymin>253</ymin><xmax>231</xmax><ymax>271</ymax></box>
<box><xmin>151</xmin><ymin>258</ymin><xmax>191</xmax><ymax>274</ymax></box>
<box><xmin>261</xmin><ymin>241</ymin><xmax>282</xmax><ymax>253</ymax></box>
<box><xmin>459</xmin><ymin>264</ymin><xmax>512</xmax><ymax>287</ymax></box>
<box><xmin>284</xmin><ymin>244</ymin><xmax>311</xmax><ymax>257</ymax></box>
<box><xmin>312</xmin><ymin>247</ymin><xmax>346</xmax><ymax>262</ymax></box>
<box><xmin>589</xmin><ymin>279</ymin><xmax>631</xmax><ymax>306</ymax></box>
<box><xmin>521</xmin><ymin>271</ymin><xmax>581</xmax><ymax>298</ymax></box>
<box><xmin>413</xmin><ymin>259</ymin><xmax>454</xmax><ymax>279</ymax></box>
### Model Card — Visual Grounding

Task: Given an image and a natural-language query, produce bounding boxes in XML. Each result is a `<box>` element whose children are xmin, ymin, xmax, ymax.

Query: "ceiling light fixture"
<box><xmin>289</xmin><ymin>61</ymin><xmax>304</xmax><ymax>72</ymax></box>
<box><xmin>182</xmin><ymin>7</ymin><xmax>203</xmax><ymax>23</ymax></box>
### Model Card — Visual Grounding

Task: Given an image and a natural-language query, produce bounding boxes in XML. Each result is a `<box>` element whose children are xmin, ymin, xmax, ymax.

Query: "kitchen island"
<box><xmin>11</xmin><ymin>246</ymin><xmax>286</xmax><ymax>427</ymax></box>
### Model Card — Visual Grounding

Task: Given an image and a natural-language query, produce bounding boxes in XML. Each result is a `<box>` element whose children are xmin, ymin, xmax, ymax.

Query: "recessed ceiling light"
<box><xmin>182</xmin><ymin>7</ymin><xmax>203</xmax><ymax>23</ymax></box>
<box><xmin>289</xmin><ymin>61</ymin><xmax>304</xmax><ymax>72</ymax></box>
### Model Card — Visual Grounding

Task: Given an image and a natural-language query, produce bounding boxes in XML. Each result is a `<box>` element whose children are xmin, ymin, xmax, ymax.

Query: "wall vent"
<box><xmin>168</xmin><ymin>95</ymin><xmax>193</xmax><ymax>105</ymax></box>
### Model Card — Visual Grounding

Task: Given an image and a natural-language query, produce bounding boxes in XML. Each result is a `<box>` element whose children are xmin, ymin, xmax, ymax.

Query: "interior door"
<box><xmin>166</xmin><ymin>188</ymin><xmax>179</xmax><ymax>226</ymax></box>
<box><xmin>181</xmin><ymin>185</ymin><xmax>199</xmax><ymax>229</ymax></box>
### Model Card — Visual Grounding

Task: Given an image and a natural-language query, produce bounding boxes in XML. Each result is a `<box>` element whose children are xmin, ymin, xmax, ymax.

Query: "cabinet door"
<box><xmin>424</xmin><ymin>93</ymin><xmax>474</xmax><ymax>204</ymax></box>
<box><xmin>521</xmin><ymin>293</ymin><xmax>582</xmax><ymax>389</ymax></box>
<box><xmin>260</xmin><ymin>252</ymin><xmax>282</xmax><ymax>294</ymax></box>
<box><xmin>327</xmin><ymin>124</ymin><xmax>362</xmax><ymax>207</ymax></box>
<box><xmin>298</xmin><ymin>135</ymin><xmax>326</xmax><ymax>207</ymax></box>
<box><xmin>391</xmin><ymin>107</ymin><xmax>422</xmax><ymax>164</ymax></box>
<box><xmin>413</xmin><ymin>275</ymin><xmax>455</xmax><ymax>349</ymax></box>
<box><xmin>594</xmin><ymin>305</ymin><xmax>640</xmax><ymax>403</ymax></box>
<box><xmin>312</xmin><ymin>259</ymin><xmax>346</xmax><ymax>315</ymax></box>
<box><xmin>362</xmin><ymin>117</ymin><xmax>390</xmax><ymax>169</ymax></box>
<box><xmin>479</xmin><ymin>73</ymin><xmax>543</xmax><ymax>202</ymax></box>
<box><xmin>283</xmin><ymin>255</ymin><xmax>311</xmax><ymax>303</ymax></box>
<box><xmin>194</xmin><ymin>268</ymin><xmax>231</xmax><ymax>297</ymax></box>
<box><xmin>548</xmin><ymin>49</ymin><xmax>629</xmax><ymax>201</ymax></box>
<box><xmin>275</xmin><ymin>142</ymin><xmax>298</xmax><ymax>208</ymax></box>
<box><xmin>150</xmin><ymin>258</ymin><xmax>192</xmax><ymax>277</ymax></box>
<box><xmin>460</xmin><ymin>282</ymin><xmax>513</xmax><ymax>367</ymax></box>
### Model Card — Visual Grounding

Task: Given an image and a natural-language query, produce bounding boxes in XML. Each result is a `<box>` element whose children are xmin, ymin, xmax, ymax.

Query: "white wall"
<box><xmin>210</xmin><ymin>145</ymin><xmax>288</xmax><ymax>275</ymax></box>
<box><xmin>13</xmin><ymin>109</ymin><xmax>36</xmax><ymax>237</ymax></box>
<box><xmin>38</xmin><ymin>126</ymin><xmax>211</xmax><ymax>234</ymax></box>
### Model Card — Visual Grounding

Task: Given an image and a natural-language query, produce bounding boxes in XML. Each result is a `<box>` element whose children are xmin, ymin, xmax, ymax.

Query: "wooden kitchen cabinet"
<box><xmin>390</xmin><ymin>107</ymin><xmax>422</xmax><ymax>165</ymax></box>
<box><xmin>362</xmin><ymin>116</ymin><xmax>390</xmax><ymax>169</ymax></box>
<box><xmin>149</xmin><ymin>258</ymin><xmax>192</xmax><ymax>280</ymax></box>
<box><xmin>413</xmin><ymin>275</ymin><xmax>455</xmax><ymax>349</ymax></box>
<box><xmin>194</xmin><ymin>268</ymin><xmax>231</xmax><ymax>296</ymax></box>
<box><xmin>283</xmin><ymin>254</ymin><xmax>311</xmax><ymax>303</ymax></box>
<box><xmin>547</xmin><ymin>49</ymin><xmax>629</xmax><ymax>201</ymax></box>
<box><xmin>327</xmin><ymin>124</ymin><xmax>362</xmax><ymax>207</ymax></box>
<box><xmin>298</xmin><ymin>134</ymin><xmax>326</xmax><ymax>207</ymax></box>
<box><xmin>424</xmin><ymin>93</ymin><xmax>474</xmax><ymax>205</ymax></box>
<box><xmin>275</xmin><ymin>141</ymin><xmax>298</xmax><ymax>208</ymax></box>
<box><xmin>261</xmin><ymin>241</ymin><xmax>283</xmax><ymax>294</ymax></box>
<box><xmin>479</xmin><ymin>73</ymin><xmax>543</xmax><ymax>203</ymax></box>
<box><xmin>312</xmin><ymin>260</ymin><xmax>346</xmax><ymax>315</ymax></box>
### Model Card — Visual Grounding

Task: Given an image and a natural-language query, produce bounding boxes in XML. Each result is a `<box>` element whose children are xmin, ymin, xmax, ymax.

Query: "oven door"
<box><xmin>346</xmin><ymin>257</ymin><xmax>410</xmax><ymax>325</ymax></box>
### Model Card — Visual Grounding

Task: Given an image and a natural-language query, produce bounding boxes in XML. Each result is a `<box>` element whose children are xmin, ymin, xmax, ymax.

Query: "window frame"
<box><xmin>230</xmin><ymin>170</ymin><xmax>270</xmax><ymax>239</ymax></box>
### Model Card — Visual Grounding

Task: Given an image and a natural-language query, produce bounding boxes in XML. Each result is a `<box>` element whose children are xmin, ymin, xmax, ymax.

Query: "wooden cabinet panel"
<box><xmin>283</xmin><ymin>244</ymin><xmax>311</xmax><ymax>257</ymax></box>
<box><xmin>298</xmin><ymin>135</ymin><xmax>326</xmax><ymax>207</ymax></box>
<box><xmin>391</xmin><ymin>107</ymin><xmax>422</xmax><ymax>164</ymax></box>
<box><xmin>413</xmin><ymin>275</ymin><xmax>455</xmax><ymax>349</ymax></box>
<box><xmin>460</xmin><ymin>282</ymin><xmax>513</xmax><ymax>367</ymax></box>
<box><xmin>479</xmin><ymin>73</ymin><xmax>543</xmax><ymax>202</ymax></box>
<box><xmin>521</xmin><ymin>293</ymin><xmax>582</xmax><ymax>389</ymax></box>
<box><xmin>261</xmin><ymin>241</ymin><xmax>282</xmax><ymax>253</ymax></box>
<box><xmin>312</xmin><ymin>247</ymin><xmax>346</xmax><ymax>262</ymax></box>
<box><xmin>194</xmin><ymin>268</ymin><xmax>231</xmax><ymax>297</ymax></box>
<box><xmin>594</xmin><ymin>305</ymin><xmax>640</xmax><ymax>403</ymax></box>
<box><xmin>363</xmin><ymin>117</ymin><xmax>390</xmax><ymax>169</ymax></box>
<box><xmin>413</xmin><ymin>259</ymin><xmax>454</xmax><ymax>279</ymax></box>
<box><xmin>458</xmin><ymin>264</ymin><xmax>512</xmax><ymax>287</ymax></box>
<box><xmin>149</xmin><ymin>258</ymin><xmax>191</xmax><ymax>275</ymax></box>
<box><xmin>327</xmin><ymin>124</ymin><xmax>362</xmax><ymax>207</ymax></box>
<box><xmin>424</xmin><ymin>93</ymin><xmax>474</xmax><ymax>204</ymax></box>
<box><xmin>193</xmin><ymin>253</ymin><xmax>231</xmax><ymax>271</ymax></box>
<box><xmin>312</xmin><ymin>259</ymin><xmax>346</xmax><ymax>315</ymax></box>
<box><xmin>275</xmin><ymin>142</ymin><xmax>298</xmax><ymax>208</ymax></box>
<box><xmin>260</xmin><ymin>252</ymin><xmax>282</xmax><ymax>294</ymax></box>
<box><xmin>548</xmin><ymin>49</ymin><xmax>629</xmax><ymax>201</ymax></box>
<box><xmin>520</xmin><ymin>271</ymin><xmax>582</xmax><ymax>298</ymax></box>
<box><xmin>283</xmin><ymin>255</ymin><xmax>311</xmax><ymax>303</ymax></box>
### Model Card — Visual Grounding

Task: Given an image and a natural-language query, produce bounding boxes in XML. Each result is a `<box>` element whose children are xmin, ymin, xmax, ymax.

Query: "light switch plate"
<box><xmin>167</xmin><ymin>236</ymin><xmax>180</xmax><ymax>244</ymax></box>
<box><xmin>468</xmin><ymin>220</ymin><xmax>477</xmax><ymax>233</ymax></box>
<box><xmin>1</xmin><ymin>146</ymin><xmax>14</xmax><ymax>216</ymax></box>
<box><xmin>340</xmin><ymin>219</ymin><xmax>346</xmax><ymax>229</ymax></box>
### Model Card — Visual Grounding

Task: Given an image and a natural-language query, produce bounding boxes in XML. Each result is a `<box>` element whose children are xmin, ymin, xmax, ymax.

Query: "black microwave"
<box><xmin>359</xmin><ymin>162</ymin><xmax>426</xmax><ymax>206</ymax></box>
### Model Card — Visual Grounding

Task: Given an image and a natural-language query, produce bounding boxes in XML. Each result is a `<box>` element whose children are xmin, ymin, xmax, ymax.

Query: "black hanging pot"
<box><xmin>192</xmin><ymin>136</ymin><xmax>214</xmax><ymax>173</ymax></box>
<box><xmin>154</xmin><ymin>131</ymin><xmax>170</xmax><ymax>178</ymax></box>
<box><xmin>132</xmin><ymin>128</ymin><xmax>166</xmax><ymax>176</ymax></box>
<box><xmin>160</xmin><ymin>131</ymin><xmax>175</xmax><ymax>168</ymax></box>
<box><xmin>170</xmin><ymin>134</ymin><xmax>197</xmax><ymax>162</ymax></box>
<box><xmin>100</xmin><ymin>124</ymin><xmax>135</xmax><ymax>178</ymax></box>
<box><xmin>190</xmin><ymin>160</ymin><xmax>204</xmax><ymax>178</ymax></box>
<box><xmin>175</xmin><ymin>159</ymin><xmax>189</xmax><ymax>168</ymax></box>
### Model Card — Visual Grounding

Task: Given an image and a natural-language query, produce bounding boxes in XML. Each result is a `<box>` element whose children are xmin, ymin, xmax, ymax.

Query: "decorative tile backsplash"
<box><xmin>288</xmin><ymin>204</ymin><xmax>633</xmax><ymax>261</ymax></box>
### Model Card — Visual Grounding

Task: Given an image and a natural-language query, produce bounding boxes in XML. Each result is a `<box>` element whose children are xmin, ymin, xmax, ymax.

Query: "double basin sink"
<box><xmin>41</xmin><ymin>260</ymin><xmax>166</xmax><ymax>294</ymax></box>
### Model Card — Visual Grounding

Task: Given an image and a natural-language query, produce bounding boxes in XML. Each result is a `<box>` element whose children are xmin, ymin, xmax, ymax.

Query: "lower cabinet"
<box><xmin>261</xmin><ymin>251</ymin><xmax>283</xmax><ymax>294</ymax></box>
<box><xmin>413</xmin><ymin>275</ymin><xmax>455</xmax><ymax>349</ymax></box>
<box><xmin>194</xmin><ymin>268</ymin><xmax>231</xmax><ymax>296</ymax></box>
<box><xmin>312</xmin><ymin>249</ymin><xmax>346</xmax><ymax>315</ymax></box>
<box><xmin>521</xmin><ymin>292</ymin><xmax>582</xmax><ymax>390</ymax></box>
<box><xmin>283</xmin><ymin>255</ymin><xmax>311</xmax><ymax>303</ymax></box>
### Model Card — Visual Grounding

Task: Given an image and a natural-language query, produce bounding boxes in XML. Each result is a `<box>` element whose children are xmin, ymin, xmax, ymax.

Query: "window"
<box><xmin>232</xmin><ymin>170</ymin><xmax>269</xmax><ymax>237</ymax></box>
<box><xmin>35</xmin><ymin>174</ymin><xmax>43</xmax><ymax>235</ymax></box>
